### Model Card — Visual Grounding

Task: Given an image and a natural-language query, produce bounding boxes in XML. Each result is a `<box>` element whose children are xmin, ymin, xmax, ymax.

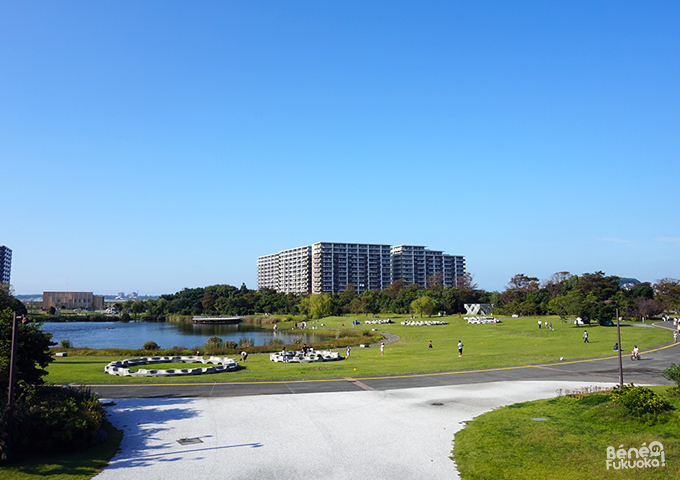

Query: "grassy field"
<box><xmin>0</xmin><ymin>420</ymin><xmax>122</xmax><ymax>480</ymax></box>
<box><xmin>453</xmin><ymin>386</ymin><xmax>680</xmax><ymax>479</ymax></box>
<box><xmin>45</xmin><ymin>314</ymin><xmax>675</xmax><ymax>384</ymax></box>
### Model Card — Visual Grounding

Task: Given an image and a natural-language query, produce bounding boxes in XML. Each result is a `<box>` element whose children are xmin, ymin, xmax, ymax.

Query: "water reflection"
<box><xmin>41</xmin><ymin>321</ymin><xmax>329</xmax><ymax>350</ymax></box>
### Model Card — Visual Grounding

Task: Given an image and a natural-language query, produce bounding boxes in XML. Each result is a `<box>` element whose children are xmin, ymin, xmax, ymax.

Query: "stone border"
<box><xmin>270</xmin><ymin>349</ymin><xmax>342</xmax><ymax>363</ymax></box>
<box><xmin>104</xmin><ymin>356</ymin><xmax>239</xmax><ymax>377</ymax></box>
<box><xmin>465</xmin><ymin>316</ymin><xmax>500</xmax><ymax>324</ymax></box>
<box><xmin>400</xmin><ymin>320</ymin><xmax>449</xmax><ymax>326</ymax></box>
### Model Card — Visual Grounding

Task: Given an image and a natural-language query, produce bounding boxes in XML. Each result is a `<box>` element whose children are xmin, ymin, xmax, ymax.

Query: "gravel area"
<box><xmin>95</xmin><ymin>380</ymin><xmax>616</xmax><ymax>480</ymax></box>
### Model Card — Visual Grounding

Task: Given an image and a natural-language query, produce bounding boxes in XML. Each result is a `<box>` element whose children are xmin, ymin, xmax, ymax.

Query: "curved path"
<box><xmin>87</xmin><ymin>338</ymin><xmax>680</xmax><ymax>399</ymax></box>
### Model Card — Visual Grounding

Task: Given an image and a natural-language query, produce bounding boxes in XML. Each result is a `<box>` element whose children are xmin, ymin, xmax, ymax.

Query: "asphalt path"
<box><xmin>86</xmin><ymin>339</ymin><xmax>680</xmax><ymax>399</ymax></box>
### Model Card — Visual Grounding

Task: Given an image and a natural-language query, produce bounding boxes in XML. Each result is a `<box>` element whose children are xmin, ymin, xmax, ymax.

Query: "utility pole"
<box><xmin>6</xmin><ymin>312</ymin><xmax>20</xmax><ymax>448</ymax></box>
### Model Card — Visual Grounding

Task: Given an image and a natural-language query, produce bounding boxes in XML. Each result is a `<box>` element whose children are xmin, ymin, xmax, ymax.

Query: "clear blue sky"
<box><xmin>2</xmin><ymin>1</ymin><xmax>679</xmax><ymax>295</ymax></box>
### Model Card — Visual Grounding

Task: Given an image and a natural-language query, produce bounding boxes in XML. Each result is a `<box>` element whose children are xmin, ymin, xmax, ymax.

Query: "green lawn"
<box><xmin>453</xmin><ymin>386</ymin><xmax>680</xmax><ymax>479</ymax></box>
<box><xmin>45</xmin><ymin>315</ymin><xmax>675</xmax><ymax>384</ymax></box>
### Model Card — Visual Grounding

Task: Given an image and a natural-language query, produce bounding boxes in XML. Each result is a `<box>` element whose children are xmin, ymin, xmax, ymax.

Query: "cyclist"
<box><xmin>631</xmin><ymin>345</ymin><xmax>640</xmax><ymax>360</ymax></box>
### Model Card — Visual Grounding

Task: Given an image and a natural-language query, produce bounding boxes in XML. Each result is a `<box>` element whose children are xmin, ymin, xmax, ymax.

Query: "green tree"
<box><xmin>410</xmin><ymin>296</ymin><xmax>435</xmax><ymax>318</ymax></box>
<box><xmin>656</xmin><ymin>278</ymin><xmax>680</xmax><ymax>310</ymax></box>
<box><xmin>548</xmin><ymin>289</ymin><xmax>585</xmax><ymax>326</ymax></box>
<box><xmin>0</xmin><ymin>308</ymin><xmax>55</xmax><ymax>386</ymax></box>
<box><xmin>302</xmin><ymin>294</ymin><xmax>332</xmax><ymax>319</ymax></box>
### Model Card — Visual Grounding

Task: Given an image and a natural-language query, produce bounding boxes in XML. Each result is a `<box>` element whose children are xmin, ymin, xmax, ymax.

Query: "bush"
<box><xmin>238</xmin><ymin>337</ymin><xmax>254</xmax><ymax>348</ymax></box>
<box><xmin>224</xmin><ymin>341</ymin><xmax>238</xmax><ymax>350</ymax></box>
<box><xmin>205</xmin><ymin>336</ymin><xmax>223</xmax><ymax>348</ymax></box>
<box><xmin>292</xmin><ymin>336</ymin><xmax>303</xmax><ymax>345</ymax></box>
<box><xmin>610</xmin><ymin>384</ymin><xmax>670</xmax><ymax>416</ymax></box>
<box><xmin>1</xmin><ymin>385</ymin><xmax>105</xmax><ymax>460</ymax></box>
<box><xmin>268</xmin><ymin>338</ymin><xmax>284</xmax><ymax>346</ymax></box>
<box><xmin>142</xmin><ymin>341</ymin><xmax>160</xmax><ymax>351</ymax></box>
<box><xmin>59</xmin><ymin>339</ymin><xmax>72</xmax><ymax>348</ymax></box>
<box><xmin>662</xmin><ymin>363</ymin><xmax>680</xmax><ymax>387</ymax></box>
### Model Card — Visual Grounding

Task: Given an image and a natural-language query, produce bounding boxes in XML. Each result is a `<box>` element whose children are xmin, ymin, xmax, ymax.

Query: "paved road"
<box><xmin>87</xmin><ymin>340</ymin><xmax>680</xmax><ymax>399</ymax></box>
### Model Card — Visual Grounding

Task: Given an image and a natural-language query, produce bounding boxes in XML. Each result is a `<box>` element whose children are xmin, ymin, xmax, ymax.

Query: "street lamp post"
<box><xmin>604</xmin><ymin>300</ymin><xmax>623</xmax><ymax>386</ymax></box>
<box><xmin>6</xmin><ymin>312</ymin><xmax>20</xmax><ymax>448</ymax></box>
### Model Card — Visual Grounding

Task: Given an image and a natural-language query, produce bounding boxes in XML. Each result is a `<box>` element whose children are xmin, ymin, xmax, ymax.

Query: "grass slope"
<box><xmin>453</xmin><ymin>387</ymin><xmax>680</xmax><ymax>479</ymax></box>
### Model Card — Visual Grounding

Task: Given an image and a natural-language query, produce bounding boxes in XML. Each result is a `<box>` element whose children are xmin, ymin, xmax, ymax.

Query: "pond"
<box><xmin>41</xmin><ymin>321</ymin><xmax>330</xmax><ymax>350</ymax></box>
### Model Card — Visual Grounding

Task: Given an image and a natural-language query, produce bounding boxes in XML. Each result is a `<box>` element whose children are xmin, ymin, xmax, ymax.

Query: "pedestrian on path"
<box><xmin>583</xmin><ymin>330</ymin><xmax>589</xmax><ymax>343</ymax></box>
<box><xmin>380</xmin><ymin>342</ymin><xmax>385</xmax><ymax>356</ymax></box>
<box><xmin>458</xmin><ymin>340</ymin><xmax>464</xmax><ymax>357</ymax></box>
<box><xmin>674</xmin><ymin>331</ymin><xmax>678</xmax><ymax>343</ymax></box>
<box><xmin>346</xmin><ymin>346</ymin><xmax>351</xmax><ymax>359</ymax></box>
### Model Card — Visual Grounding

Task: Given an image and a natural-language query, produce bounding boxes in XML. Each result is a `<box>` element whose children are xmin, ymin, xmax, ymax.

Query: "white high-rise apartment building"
<box><xmin>258</xmin><ymin>242</ymin><xmax>465</xmax><ymax>294</ymax></box>
<box><xmin>257</xmin><ymin>246</ymin><xmax>311</xmax><ymax>294</ymax></box>
<box><xmin>0</xmin><ymin>246</ymin><xmax>11</xmax><ymax>287</ymax></box>
<box><xmin>390</xmin><ymin>245</ymin><xmax>465</xmax><ymax>289</ymax></box>
<box><xmin>311</xmin><ymin>242</ymin><xmax>392</xmax><ymax>294</ymax></box>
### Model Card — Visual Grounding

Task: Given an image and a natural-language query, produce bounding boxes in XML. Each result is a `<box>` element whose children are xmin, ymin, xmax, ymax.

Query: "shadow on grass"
<box><xmin>0</xmin><ymin>419</ymin><xmax>123</xmax><ymax>480</ymax></box>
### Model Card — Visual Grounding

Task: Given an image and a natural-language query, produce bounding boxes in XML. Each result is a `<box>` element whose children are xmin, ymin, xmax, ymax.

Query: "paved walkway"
<box><xmin>95</xmin><ymin>380</ymin><xmax>618</xmax><ymax>480</ymax></box>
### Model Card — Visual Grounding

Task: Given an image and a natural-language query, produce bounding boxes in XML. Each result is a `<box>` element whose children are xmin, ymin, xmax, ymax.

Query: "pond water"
<box><xmin>41</xmin><ymin>321</ymin><xmax>329</xmax><ymax>350</ymax></box>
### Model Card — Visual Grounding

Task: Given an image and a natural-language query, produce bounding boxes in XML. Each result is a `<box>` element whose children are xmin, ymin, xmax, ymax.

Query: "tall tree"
<box><xmin>548</xmin><ymin>289</ymin><xmax>585</xmax><ymax>326</ymax></box>
<box><xmin>0</xmin><ymin>294</ymin><xmax>55</xmax><ymax>385</ymax></box>
<box><xmin>656</xmin><ymin>278</ymin><xmax>680</xmax><ymax>310</ymax></box>
<box><xmin>410</xmin><ymin>296</ymin><xmax>435</xmax><ymax>318</ymax></box>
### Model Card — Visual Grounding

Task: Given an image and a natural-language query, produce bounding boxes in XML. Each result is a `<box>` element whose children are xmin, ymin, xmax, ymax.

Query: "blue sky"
<box><xmin>2</xmin><ymin>1</ymin><xmax>679</xmax><ymax>295</ymax></box>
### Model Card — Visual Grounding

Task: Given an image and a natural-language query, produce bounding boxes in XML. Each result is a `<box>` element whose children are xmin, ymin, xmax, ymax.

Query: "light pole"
<box><xmin>6</xmin><ymin>312</ymin><xmax>21</xmax><ymax>449</ymax></box>
<box><xmin>604</xmin><ymin>300</ymin><xmax>623</xmax><ymax>386</ymax></box>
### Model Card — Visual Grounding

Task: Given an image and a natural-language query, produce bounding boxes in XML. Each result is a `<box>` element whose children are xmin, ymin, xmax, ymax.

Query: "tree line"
<box><xmin>116</xmin><ymin>272</ymin><xmax>680</xmax><ymax>322</ymax></box>
<box><xmin>493</xmin><ymin>272</ymin><xmax>679</xmax><ymax>322</ymax></box>
<box><xmin>118</xmin><ymin>274</ymin><xmax>486</xmax><ymax>319</ymax></box>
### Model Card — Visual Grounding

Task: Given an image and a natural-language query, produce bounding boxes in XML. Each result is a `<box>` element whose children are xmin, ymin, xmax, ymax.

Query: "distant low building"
<box><xmin>43</xmin><ymin>291</ymin><xmax>105</xmax><ymax>310</ymax></box>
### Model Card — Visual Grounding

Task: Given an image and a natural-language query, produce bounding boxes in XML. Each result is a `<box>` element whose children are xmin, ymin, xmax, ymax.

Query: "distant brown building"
<box><xmin>43</xmin><ymin>291</ymin><xmax>105</xmax><ymax>310</ymax></box>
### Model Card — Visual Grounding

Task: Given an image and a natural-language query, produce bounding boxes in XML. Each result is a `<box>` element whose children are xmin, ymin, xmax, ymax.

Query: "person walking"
<box><xmin>538</xmin><ymin>320</ymin><xmax>542</xmax><ymax>329</ymax></box>
<box><xmin>458</xmin><ymin>340</ymin><xmax>464</xmax><ymax>357</ymax></box>
<box><xmin>380</xmin><ymin>342</ymin><xmax>385</xmax><ymax>356</ymax></box>
<box><xmin>346</xmin><ymin>346</ymin><xmax>351</xmax><ymax>359</ymax></box>
<box><xmin>429</xmin><ymin>340</ymin><xmax>433</xmax><ymax>349</ymax></box>
<box><xmin>583</xmin><ymin>330</ymin><xmax>589</xmax><ymax>343</ymax></box>
<box><xmin>673</xmin><ymin>330</ymin><xmax>678</xmax><ymax>343</ymax></box>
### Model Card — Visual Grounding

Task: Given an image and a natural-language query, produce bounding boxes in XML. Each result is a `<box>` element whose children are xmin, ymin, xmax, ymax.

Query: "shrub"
<box><xmin>610</xmin><ymin>384</ymin><xmax>670</xmax><ymax>416</ymax></box>
<box><xmin>268</xmin><ymin>338</ymin><xmax>284</xmax><ymax>346</ymax></box>
<box><xmin>292</xmin><ymin>336</ymin><xmax>303</xmax><ymax>345</ymax></box>
<box><xmin>662</xmin><ymin>363</ymin><xmax>680</xmax><ymax>387</ymax></box>
<box><xmin>238</xmin><ymin>337</ymin><xmax>254</xmax><ymax>348</ymax></box>
<box><xmin>1</xmin><ymin>385</ymin><xmax>105</xmax><ymax>460</ymax></box>
<box><xmin>205</xmin><ymin>336</ymin><xmax>223</xmax><ymax>348</ymax></box>
<box><xmin>224</xmin><ymin>341</ymin><xmax>238</xmax><ymax>350</ymax></box>
<box><xmin>142</xmin><ymin>341</ymin><xmax>160</xmax><ymax>351</ymax></box>
<box><xmin>59</xmin><ymin>339</ymin><xmax>72</xmax><ymax>348</ymax></box>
